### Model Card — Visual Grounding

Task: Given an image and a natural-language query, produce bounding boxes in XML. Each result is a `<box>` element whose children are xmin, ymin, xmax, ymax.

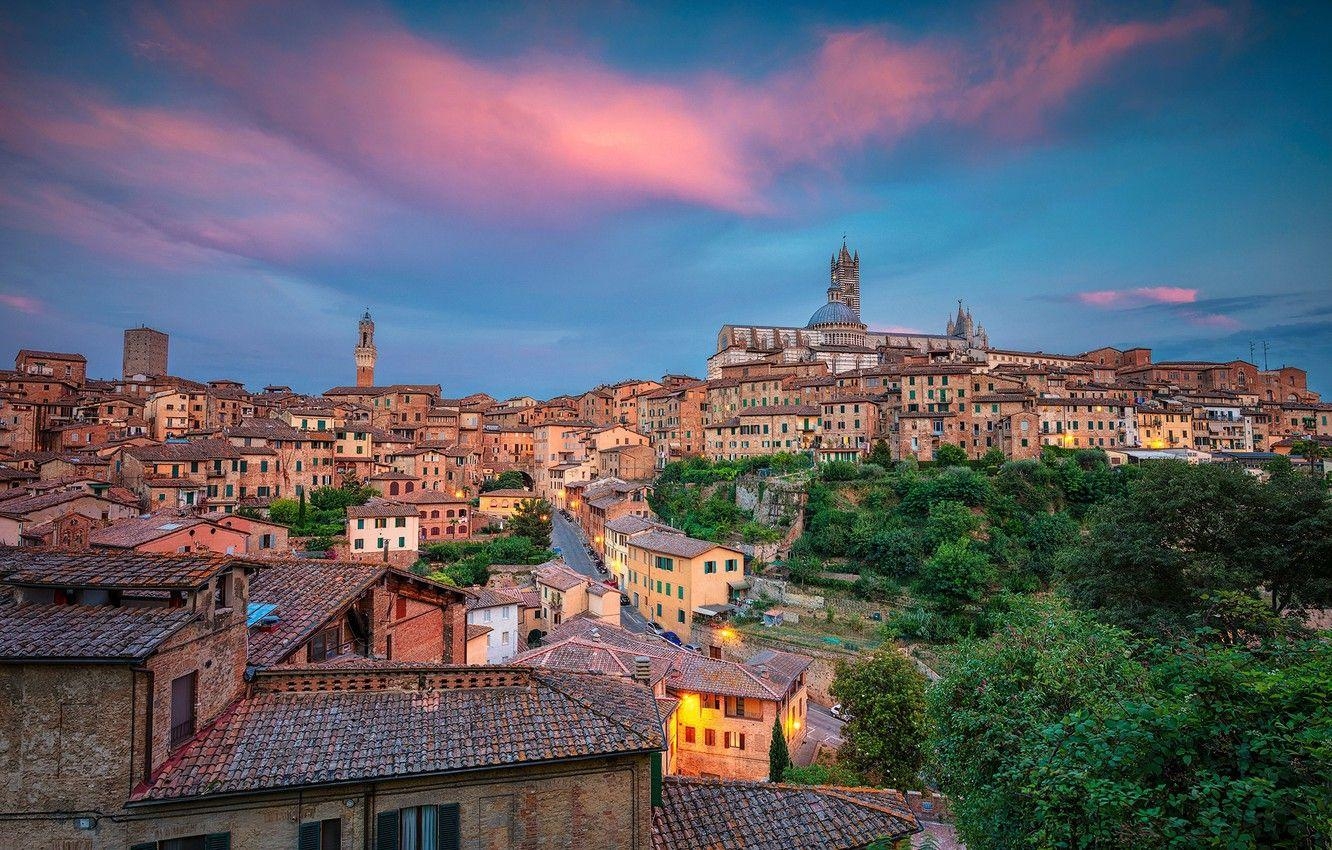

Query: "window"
<box><xmin>725</xmin><ymin>696</ymin><xmax>751</xmax><ymax>719</ymax></box>
<box><xmin>704</xmin><ymin>728</ymin><xmax>716</xmax><ymax>747</ymax></box>
<box><xmin>684</xmin><ymin>726</ymin><xmax>696</xmax><ymax>743</ymax></box>
<box><xmin>724</xmin><ymin>731</ymin><xmax>747</xmax><ymax>750</ymax></box>
<box><xmin>396</xmin><ymin>597</ymin><xmax>408</xmax><ymax>619</ymax></box>
<box><xmin>724</xmin><ymin>559</ymin><xmax>738</xmax><ymax>572</ymax></box>
<box><xmin>655</xmin><ymin>555</ymin><xmax>674</xmax><ymax>571</ymax></box>
<box><xmin>703</xmin><ymin>560</ymin><xmax>716</xmax><ymax>574</ymax></box>
<box><xmin>308</xmin><ymin>626</ymin><xmax>341</xmax><ymax>661</ymax></box>
<box><xmin>677</xmin><ymin>609</ymin><xmax>685</xmax><ymax>623</ymax></box>
<box><xmin>354</xmin><ymin>539</ymin><xmax>365</xmax><ymax>550</ymax></box>
<box><xmin>377</xmin><ymin>804</ymin><xmax>460</xmax><ymax>850</ymax></box>
<box><xmin>297</xmin><ymin>819</ymin><xmax>341</xmax><ymax>850</ymax></box>
<box><xmin>169</xmin><ymin>671</ymin><xmax>197</xmax><ymax>747</ymax></box>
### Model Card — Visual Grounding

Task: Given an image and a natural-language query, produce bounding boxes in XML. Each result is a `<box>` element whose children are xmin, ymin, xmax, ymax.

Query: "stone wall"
<box><xmin>749</xmin><ymin>576</ymin><xmax>825</xmax><ymax>610</ymax></box>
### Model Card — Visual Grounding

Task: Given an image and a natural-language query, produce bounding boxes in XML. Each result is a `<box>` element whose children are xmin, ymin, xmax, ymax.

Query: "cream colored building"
<box><xmin>621</xmin><ymin>530</ymin><xmax>743</xmax><ymax>630</ymax></box>
<box><xmin>345</xmin><ymin>498</ymin><xmax>419</xmax><ymax>564</ymax></box>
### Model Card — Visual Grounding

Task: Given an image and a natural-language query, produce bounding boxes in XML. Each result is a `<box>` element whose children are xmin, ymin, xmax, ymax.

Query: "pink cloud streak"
<box><xmin>1076</xmin><ymin>286</ymin><xmax>1199</xmax><ymax>307</ymax></box>
<box><xmin>0</xmin><ymin>293</ymin><xmax>43</xmax><ymax>315</ymax></box>
<box><xmin>0</xmin><ymin>1</ymin><xmax>1234</xmax><ymax>262</ymax></box>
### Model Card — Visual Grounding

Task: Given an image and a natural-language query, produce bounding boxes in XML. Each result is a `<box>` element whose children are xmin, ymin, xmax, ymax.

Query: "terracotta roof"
<box><xmin>130</xmin><ymin>666</ymin><xmax>664</xmax><ymax>802</ymax></box>
<box><xmin>651</xmin><ymin>777</ymin><xmax>919</xmax><ymax>850</ymax></box>
<box><xmin>464</xmin><ymin>585</ymin><xmax>522</xmax><ymax>611</ymax></box>
<box><xmin>534</xmin><ymin>561</ymin><xmax>589</xmax><ymax>592</ymax></box>
<box><xmin>0</xmin><ymin>487</ymin><xmax>133</xmax><ymax>518</ymax></box>
<box><xmin>127</xmin><ymin>439</ymin><xmax>241</xmax><ymax>461</ymax></box>
<box><xmin>466</xmin><ymin>623</ymin><xmax>492</xmax><ymax>640</ymax></box>
<box><xmin>88</xmin><ymin>514</ymin><xmax>221</xmax><ymax>549</ymax></box>
<box><xmin>345</xmin><ymin>498</ymin><xmax>418</xmax><ymax>519</ymax></box>
<box><xmin>605</xmin><ymin>515</ymin><xmax>671</xmax><ymax>535</ymax></box>
<box><xmin>16</xmin><ymin>349</ymin><xmax>86</xmax><ymax>362</ymax></box>
<box><xmin>745</xmin><ymin>647</ymin><xmax>814</xmax><ymax>690</ymax></box>
<box><xmin>0</xmin><ymin>549</ymin><xmax>240</xmax><ymax>590</ymax></box>
<box><xmin>629</xmin><ymin>530</ymin><xmax>728</xmax><ymax>560</ymax></box>
<box><xmin>246</xmin><ymin>559</ymin><xmax>388</xmax><ymax>666</ymax></box>
<box><xmin>481</xmin><ymin>489</ymin><xmax>537</xmax><ymax>499</ymax></box>
<box><xmin>0</xmin><ymin>602</ymin><xmax>197</xmax><ymax>661</ymax></box>
<box><xmin>394</xmin><ymin>489</ymin><xmax>469</xmax><ymax>505</ymax></box>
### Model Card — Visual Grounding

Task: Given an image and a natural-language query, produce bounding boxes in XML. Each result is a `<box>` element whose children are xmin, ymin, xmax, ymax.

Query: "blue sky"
<box><xmin>1</xmin><ymin>1</ymin><xmax>1328</xmax><ymax>397</ymax></box>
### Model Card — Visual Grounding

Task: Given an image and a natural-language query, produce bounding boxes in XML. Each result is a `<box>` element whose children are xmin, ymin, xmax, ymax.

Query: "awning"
<box><xmin>726</xmin><ymin>579</ymin><xmax>750</xmax><ymax>590</ymax></box>
<box><xmin>692</xmin><ymin>604</ymin><xmax>735</xmax><ymax>617</ymax></box>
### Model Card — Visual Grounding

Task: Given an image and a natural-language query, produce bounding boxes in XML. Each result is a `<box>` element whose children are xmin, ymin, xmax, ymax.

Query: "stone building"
<box><xmin>355</xmin><ymin>309</ymin><xmax>377</xmax><ymax>387</ymax></box>
<box><xmin>123</xmin><ymin>325</ymin><xmax>169</xmax><ymax>378</ymax></box>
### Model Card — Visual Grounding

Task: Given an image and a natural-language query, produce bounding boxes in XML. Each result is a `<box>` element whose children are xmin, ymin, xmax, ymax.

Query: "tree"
<box><xmin>934</xmin><ymin>443</ymin><xmax>968</xmax><ymax>467</ymax></box>
<box><xmin>482</xmin><ymin>470</ymin><xmax>528</xmax><ymax>492</ymax></box>
<box><xmin>509</xmin><ymin>498</ymin><xmax>553</xmax><ymax>547</ymax></box>
<box><xmin>915</xmin><ymin>539</ymin><xmax>991</xmax><ymax>615</ymax></box>
<box><xmin>1060</xmin><ymin>460</ymin><xmax>1332</xmax><ymax>638</ymax></box>
<box><xmin>769</xmin><ymin>718</ymin><xmax>792</xmax><ymax>781</ymax></box>
<box><xmin>923</xmin><ymin>500</ymin><xmax>981</xmax><ymax>551</ymax></box>
<box><xmin>868</xmin><ymin>439</ymin><xmax>893</xmax><ymax>468</ymax></box>
<box><xmin>782</xmin><ymin>762</ymin><xmax>865</xmax><ymax>786</ymax></box>
<box><xmin>927</xmin><ymin>598</ymin><xmax>1145</xmax><ymax>849</ymax></box>
<box><xmin>978</xmin><ymin>447</ymin><xmax>1007</xmax><ymax>475</ymax></box>
<box><xmin>784</xmin><ymin>554</ymin><xmax>823</xmax><ymax>586</ymax></box>
<box><xmin>829</xmin><ymin>648</ymin><xmax>927</xmax><ymax>790</ymax></box>
<box><xmin>297</xmin><ymin>489</ymin><xmax>307</xmax><ymax>527</ymax></box>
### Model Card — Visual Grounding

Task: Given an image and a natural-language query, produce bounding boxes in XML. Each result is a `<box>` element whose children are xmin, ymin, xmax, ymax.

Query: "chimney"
<box><xmin>633</xmin><ymin>655</ymin><xmax>651</xmax><ymax>686</ymax></box>
<box><xmin>589</xmin><ymin>627</ymin><xmax>600</xmax><ymax>642</ymax></box>
<box><xmin>755</xmin><ymin>664</ymin><xmax>768</xmax><ymax>679</ymax></box>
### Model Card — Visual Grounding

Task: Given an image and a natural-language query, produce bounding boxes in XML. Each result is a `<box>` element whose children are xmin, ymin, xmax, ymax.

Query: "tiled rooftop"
<box><xmin>0</xmin><ymin>549</ymin><xmax>240</xmax><ymax>590</ymax></box>
<box><xmin>0</xmin><ymin>602</ymin><xmax>197</xmax><ymax>661</ymax></box>
<box><xmin>131</xmin><ymin>666</ymin><xmax>664</xmax><ymax>802</ymax></box>
<box><xmin>651</xmin><ymin>777</ymin><xmax>918</xmax><ymax>850</ymax></box>
<box><xmin>246</xmin><ymin>559</ymin><xmax>388</xmax><ymax>666</ymax></box>
<box><xmin>345</xmin><ymin>498</ymin><xmax>418</xmax><ymax>519</ymax></box>
<box><xmin>629</xmin><ymin>530</ymin><xmax>726</xmax><ymax>560</ymax></box>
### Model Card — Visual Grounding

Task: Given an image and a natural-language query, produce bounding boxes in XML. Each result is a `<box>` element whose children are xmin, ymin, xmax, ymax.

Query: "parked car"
<box><xmin>683</xmin><ymin>643</ymin><xmax>702</xmax><ymax>653</ymax></box>
<box><xmin>620</xmin><ymin>593</ymin><xmax>631</xmax><ymax>604</ymax></box>
<box><xmin>661</xmin><ymin>631</ymin><xmax>683</xmax><ymax>646</ymax></box>
<box><xmin>648</xmin><ymin>622</ymin><xmax>664</xmax><ymax>635</ymax></box>
<box><xmin>830</xmin><ymin>703</ymin><xmax>853</xmax><ymax>721</ymax></box>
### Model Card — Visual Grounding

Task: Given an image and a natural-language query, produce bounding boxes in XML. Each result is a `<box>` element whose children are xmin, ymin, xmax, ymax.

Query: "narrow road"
<box><xmin>793</xmin><ymin>702</ymin><xmax>846</xmax><ymax>767</ymax></box>
<box><xmin>551</xmin><ymin>512</ymin><xmax>649</xmax><ymax>634</ymax></box>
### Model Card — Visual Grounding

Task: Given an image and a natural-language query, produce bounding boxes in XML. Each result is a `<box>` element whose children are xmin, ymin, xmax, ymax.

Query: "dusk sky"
<box><xmin>1</xmin><ymin>1</ymin><xmax>1329</xmax><ymax>398</ymax></box>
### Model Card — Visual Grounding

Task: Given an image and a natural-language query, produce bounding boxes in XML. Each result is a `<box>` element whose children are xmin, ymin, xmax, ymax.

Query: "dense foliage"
<box><xmin>268</xmin><ymin>483</ymin><xmax>379</xmax><ymax>538</ymax></box>
<box><xmin>829</xmin><ymin>647</ymin><xmax>928</xmax><ymax>790</ymax></box>
<box><xmin>929</xmin><ymin>598</ymin><xmax>1332</xmax><ymax>849</ymax></box>
<box><xmin>416</xmin><ymin>535</ymin><xmax>553</xmax><ymax>587</ymax></box>
<box><xmin>508</xmin><ymin>498</ymin><xmax>553</xmax><ymax>548</ymax></box>
<box><xmin>480</xmin><ymin>470</ymin><xmax>529</xmax><ymax>492</ymax></box>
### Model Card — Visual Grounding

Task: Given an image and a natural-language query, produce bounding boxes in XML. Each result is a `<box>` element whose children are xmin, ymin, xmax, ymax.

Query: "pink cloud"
<box><xmin>130</xmin><ymin>1</ymin><xmax>1230</xmax><ymax>216</ymax></box>
<box><xmin>0</xmin><ymin>1</ymin><xmax>1234</xmax><ymax>262</ymax></box>
<box><xmin>1076</xmin><ymin>286</ymin><xmax>1199</xmax><ymax>307</ymax></box>
<box><xmin>1183</xmin><ymin>311</ymin><xmax>1241</xmax><ymax>330</ymax></box>
<box><xmin>0</xmin><ymin>293</ymin><xmax>43</xmax><ymax>315</ymax></box>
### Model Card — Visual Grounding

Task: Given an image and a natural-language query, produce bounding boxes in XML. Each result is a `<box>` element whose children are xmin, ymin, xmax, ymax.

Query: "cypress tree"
<box><xmin>769</xmin><ymin>717</ymin><xmax>792</xmax><ymax>782</ymax></box>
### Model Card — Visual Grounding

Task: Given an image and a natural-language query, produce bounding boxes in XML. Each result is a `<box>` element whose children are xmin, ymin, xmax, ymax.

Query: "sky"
<box><xmin>0</xmin><ymin>0</ymin><xmax>1329</xmax><ymax>398</ymax></box>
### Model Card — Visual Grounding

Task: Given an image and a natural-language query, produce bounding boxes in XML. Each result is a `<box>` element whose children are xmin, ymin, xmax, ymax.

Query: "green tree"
<box><xmin>927</xmin><ymin>598</ymin><xmax>1146</xmax><ymax>849</ymax></box>
<box><xmin>923</xmin><ymin>500</ymin><xmax>981</xmax><ymax>551</ymax></box>
<box><xmin>934</xmin><ymin>443</ymin><xmax>968</xmax><ymax>467</ymax></box>
<box><xmin>916</xmin><ymin>539</ymin><xmax>991</xmax><ymax>615</ymax></box>
<box><xmin>267</xmin><ymin>498</ymin><xmax>300</xmax><ymax>525</ymax></box>
<box><xmin>297</xmin><ymin>489</ymin><xmax>307</xmax><ymax>527</ymax></box>
<box><xmin>769</xmin><ymin>717</ymin><xmax>792</xmax><ymax>781</ymax></box>
<box><xmin>509</xmin><ymin>498</ymin><xmax>553</xmax><ymax>547</ymax></box>
<box><xmin>830</xmin><ymin>648</ymin><xmax>927</xmax><ymax>790</ymax></box>
<box><xmin>481</xmin><ymin>470</ymin><xmax>528</xmax><ymax>492</ymax></box>
<box><xmin>1060</xmin><ymin>460</ymin><xmax>1332</xmax><ymax>638</ymax></box>
<box><xmin>868</xmin><ymin>439</ymin><xmax>893</xmax><ymax>468</ymax></box>
<box><xmin>782</xmin><ymin>762</ymin><xmax>865</xmax><ymax>786</ymax></box>
<box><xmin>978</xmin><ymin>447</ymin><xmax>1007</xmax><ymax>475</ymax></box>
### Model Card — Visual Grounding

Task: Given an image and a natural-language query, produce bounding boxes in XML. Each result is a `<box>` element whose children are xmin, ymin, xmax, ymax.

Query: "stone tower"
<box><xmin>830</xmin><ymin>240</ymin><xmax>860</xmax><ymax>320</ymax></box>
<box><xmin>355</xmin><ymin>310</ymin><xmax>377</xmax><ymax>387</ymax></box>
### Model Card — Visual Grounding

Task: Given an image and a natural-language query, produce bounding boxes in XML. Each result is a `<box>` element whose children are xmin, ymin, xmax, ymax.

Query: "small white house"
<box><xmin>465</xmin><ymin>586</ymin><xmax>523</xmax><ymax>664</ymax></box>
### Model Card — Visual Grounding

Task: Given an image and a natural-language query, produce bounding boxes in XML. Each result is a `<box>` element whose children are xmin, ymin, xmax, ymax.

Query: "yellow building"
<box><xmin>478</xmin><ymin>488</ymin><xmax>539</xmax><ymax>519</ymax></box>
<box><xmin>622</xmin><ymin>530</ymin><xmax>743</xmax><ymax>630</ymax></box>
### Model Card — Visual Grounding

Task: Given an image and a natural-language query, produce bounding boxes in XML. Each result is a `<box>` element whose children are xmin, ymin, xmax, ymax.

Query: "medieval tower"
<box><xmin>830</xmin><ymin>240</ymin><xmax>860</xmax><ymax>319</ymax></box>
<box><xmin>355</xmin><ymin>310</ymin><xmax>377</xmax><ymax>387</ymax></box>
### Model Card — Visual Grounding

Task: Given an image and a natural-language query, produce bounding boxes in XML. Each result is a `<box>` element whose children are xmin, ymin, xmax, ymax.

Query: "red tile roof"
<box><xmin>345</xmin><ymin>498</ymin><xmax>418</xmax><ymax>519</ymax></box>
<box><xmin>130</xmin><ymin>666</ymin><xmax>664</xmax><ymax>802</ymax></box>
<box><xmin>0</xmin><ymin>549</ymin><xmax>241</xmax><ymax>590</ymax></box>
<box><xmin>246</xmin><ymin>559</ymin><xmax>388</xmax><ymax>667</ymax></box>
<box><xmin>651</xmin><ymin>777</ymin><xmax>918</xmax><ymax>850</ymax></box>
<box><xmin>0</xmin><ymin>602</ymin><xmax>197</xmax><ymax>661</ymax></box>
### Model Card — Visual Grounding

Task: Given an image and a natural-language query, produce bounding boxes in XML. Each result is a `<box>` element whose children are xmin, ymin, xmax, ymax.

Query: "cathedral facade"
<box><xmin>707</xmin><ymin>242</ymin><xmax>989</xmax><ymax>378</ymax></box>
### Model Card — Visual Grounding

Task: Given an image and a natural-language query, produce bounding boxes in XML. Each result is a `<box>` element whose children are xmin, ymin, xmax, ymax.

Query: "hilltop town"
<box><xmin>1</xmin><ymin>244</ymin><xmax>1328</xmax><ymax>848</ymax></box>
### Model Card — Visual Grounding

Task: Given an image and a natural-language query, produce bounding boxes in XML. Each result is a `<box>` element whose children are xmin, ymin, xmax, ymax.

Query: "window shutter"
<box><xmin>297</xmin><ymin>821</ymin><xmax>322</xmax><ymax>850</ymax></box>
<box><xmin>376</xmin><ymin>811</ymin><xmax>399</xmax><ymax>850</ymax></box>
<box><xmin>436</xmin><ymin>802</ymin><xmax>461</xmax><ymax>850</ymax></box>
<box><xmin>203</xmin><ymin>834</ymin><xmax>231</xmax><ymax>850</ymax></box>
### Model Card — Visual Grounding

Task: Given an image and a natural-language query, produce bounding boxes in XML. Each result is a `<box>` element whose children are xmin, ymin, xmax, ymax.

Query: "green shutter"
<box><xmin>651</xmin><ymin>751</ymin><xmax>664</xmax><ymax>807</ymax></box>
<box><xmin>298</xmin><ymin>822</ymin><xmax>321</xmax><ymax>850</ymax></box>
<box><xmin>203</xmin><ymin>834</ymin><xmax>231</xmax><ymax>850</ymax></box>
<box><xmin>376</xmin><ymin>811</ymin><xmax>399</xmax><ymax>850</ymax></box>
<box><xmin>437</xmin><ymin>802</ymin><xmax>461</xmax><ymax>850</ymax></box>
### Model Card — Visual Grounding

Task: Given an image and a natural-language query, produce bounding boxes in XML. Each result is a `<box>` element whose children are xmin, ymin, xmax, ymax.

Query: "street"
<box><xmin>793</xmin><ymin>701</ymin><xmax>846</xmax><ymax>767</ymax></box>
<box><xmin>550</xmin><ymin>512</ymin><xmax>650</xmax><ymax>633</ymax></box>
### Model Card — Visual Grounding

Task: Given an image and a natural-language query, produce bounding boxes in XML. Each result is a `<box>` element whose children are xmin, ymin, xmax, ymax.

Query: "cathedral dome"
<box><xmin>807</xmin><ymin>300</ymin><xmax>861</xmax><ymax>328</ymax></box>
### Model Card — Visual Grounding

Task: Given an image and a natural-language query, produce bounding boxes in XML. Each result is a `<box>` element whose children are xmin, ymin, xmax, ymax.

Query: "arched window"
<box><xmin>389</xmin><ymin>482</ymin><xmax>400</xmax><ymax>496</ymax></box>
<box><xmin>446</xmin><ymin>509</ymin><xmax>456</xmax><ymax>518</ymax></box>
<box><xmin>430</xmin><ymin>510</ymin><xmax>440</xmax><ymax>519</ymax></box>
